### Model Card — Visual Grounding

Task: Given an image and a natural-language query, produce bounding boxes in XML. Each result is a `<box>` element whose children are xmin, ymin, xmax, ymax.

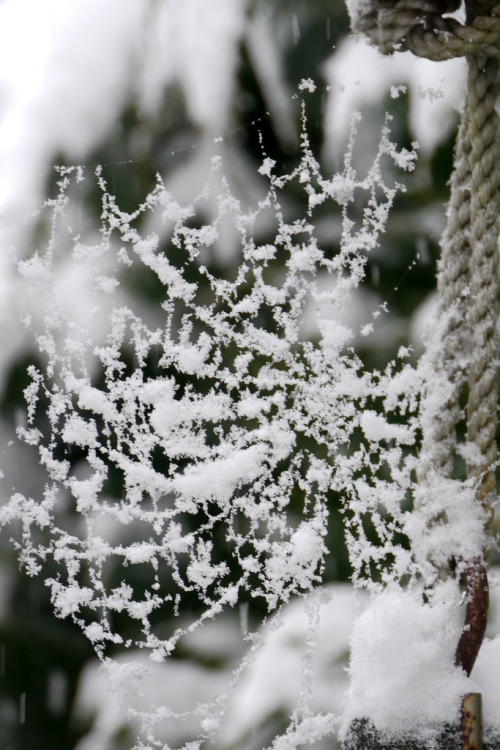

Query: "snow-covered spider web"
<box><xmin>1</xmin><ymin>88</ymin><xmax>421</xmax><ymax>747</ymax></box>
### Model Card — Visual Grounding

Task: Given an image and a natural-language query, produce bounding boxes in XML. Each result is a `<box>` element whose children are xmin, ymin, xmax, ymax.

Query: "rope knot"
<box><xmin>349</xmin><ymin>0</ymin><xmax>500</xmax><ymax>60</ymax></box>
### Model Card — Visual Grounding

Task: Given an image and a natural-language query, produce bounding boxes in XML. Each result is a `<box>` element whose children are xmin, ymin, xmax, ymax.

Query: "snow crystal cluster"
<box><xmin>0</xmin><ymin>96</ymin><xmax>431</xmax><ymax>748</ymax></box>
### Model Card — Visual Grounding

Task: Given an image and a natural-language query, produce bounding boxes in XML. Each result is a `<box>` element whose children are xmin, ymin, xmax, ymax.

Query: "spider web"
<box><xmin>1</xmin><ymin>92</ymin><xmax>419</xmax><ymax>748</ymax></box>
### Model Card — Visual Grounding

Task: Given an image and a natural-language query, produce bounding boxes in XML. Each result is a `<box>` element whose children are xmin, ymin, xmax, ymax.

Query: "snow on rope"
<box><xmin>349</xmin><ymin>0</ymin><xmax>500</xmax><ymax>685</ymax></box>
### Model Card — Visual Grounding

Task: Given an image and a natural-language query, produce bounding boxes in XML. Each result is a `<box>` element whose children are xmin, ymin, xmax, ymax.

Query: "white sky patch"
<box><xmin>0</xmin><ymin>0</ymin><xmax>145</xmax><ymax>215</ymax></box>
<box><xmin>322</xmin><ymin>37</ymin><xmax>466</xmax><ymax>157</ymax></box>
<box><xmin>245</xmin><ymin>7</ymin><xmax>297</xmax><ymax>149</ymax></box>
<box><xmin>0</xmin><ymin>0</ymin><xmax>247</xmax><ymax>218</ymax></box>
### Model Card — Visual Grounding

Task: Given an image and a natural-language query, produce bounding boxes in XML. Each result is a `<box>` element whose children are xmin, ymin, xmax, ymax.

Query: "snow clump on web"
<box><xmin>0</xmin><ymin>90</ymin><xmax>420</xmax><ymax>746</ymax></box>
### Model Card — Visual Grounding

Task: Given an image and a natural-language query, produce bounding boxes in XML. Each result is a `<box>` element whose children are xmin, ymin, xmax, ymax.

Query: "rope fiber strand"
<box><xmin>351</xmin><ymin>0</ymin><xmax>500</xmax><ymax>60</ymax></box>
<box><xmin>346</xmin><ymin>0</ymin><xmax>500</xmax><ymax>744</ymax></box>
<box><xmin>465</xmin><ymin>53</ymin><xmax>500</xmax><ymax>509</ymax></box>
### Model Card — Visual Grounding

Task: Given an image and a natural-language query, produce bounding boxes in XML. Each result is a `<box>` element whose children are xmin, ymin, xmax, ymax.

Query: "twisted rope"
<box><xmin>419</xmin><ymin>54</ymin><xmax>499</xmax><ymax>507</ymax></box>
<box><xmin>417</xmin><ymin>109</ymin><xmax>472</xmax><ymax>484</ymax></box>
<box><xmin>349</xmin><ymin>0</ymin><xmax>500</xmax><ymax>679</ymax></box>
<box><xmin>351</xmin><ymin>0</ymin><xmax>500</xmax><ymax>60</ymax></box>
<box><xmin>465</xmin><ymin>54</ymin><xmax>500</xmax><ymax>509</ymax></box>
<box><xmin>456</xmin><ymin>52</ymin><xmax>499</xmax><ymax>677</ymax></box>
